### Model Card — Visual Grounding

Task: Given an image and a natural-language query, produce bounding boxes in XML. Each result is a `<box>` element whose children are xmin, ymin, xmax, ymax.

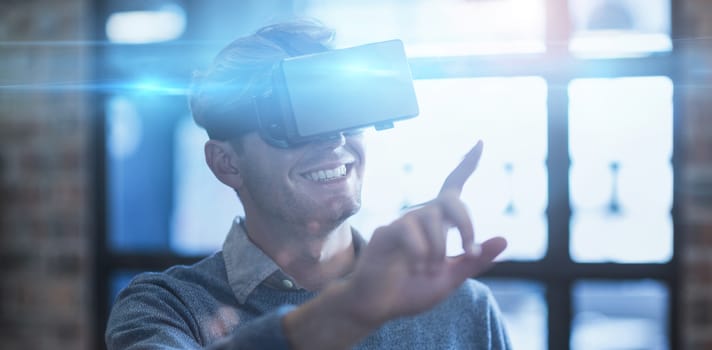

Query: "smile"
<box><xmin>302</xmin><ymin>164</ymin><xmax>348</xmax><ymax>182</ymax></box>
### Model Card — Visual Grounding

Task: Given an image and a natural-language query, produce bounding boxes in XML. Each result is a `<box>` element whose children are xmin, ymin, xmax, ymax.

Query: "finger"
<box><xmin>476</xmin><ymin>236</ymin><xmax>508</xmax><ymax>262</ymax></box>
<box><xmin>446</xmin><ymin>236</ymin><xmax>507</xmax><ymax>284</ymax></box>
<box><xmin>438</xmin><ymin>140</ymin><xmax>483</xmax><ymax>197</ymax></box>
<box><xmin>396</xmin><ymin>215</ymin><xmax>431</xmax><ymax>273</ymax></box>
<box><xmin>437</xmin><ymin>193</ymin><xmax>475</xmax><ymax>254</ymax></box>
<box><xmin>415</xmin><ymin>206</ymin><xmax>447</xmax><ymax>269</ymax></box>
<box><xmin>465</xmin><ymin>236</ymin><xmax>507</xmax><ymax>276</ymax></box>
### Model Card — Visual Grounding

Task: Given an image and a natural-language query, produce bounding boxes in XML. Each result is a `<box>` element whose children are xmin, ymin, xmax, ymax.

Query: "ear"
<box><xmin>205</xmin><ymin>140</ymin><xmax>244</xmax><ymax>189</ymax></box>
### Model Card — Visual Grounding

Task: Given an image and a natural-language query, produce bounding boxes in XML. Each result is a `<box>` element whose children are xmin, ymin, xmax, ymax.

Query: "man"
<box><xmin>106</xmin><ymin>19</ymin><xmax>511</xmax><ymax>349</ymax></box>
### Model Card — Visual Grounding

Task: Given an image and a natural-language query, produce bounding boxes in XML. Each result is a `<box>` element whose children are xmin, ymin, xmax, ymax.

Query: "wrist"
<box><xmin>329</xmin><ymin>279</ymin><xmax>385</xmax><ymax>331</ymax></box>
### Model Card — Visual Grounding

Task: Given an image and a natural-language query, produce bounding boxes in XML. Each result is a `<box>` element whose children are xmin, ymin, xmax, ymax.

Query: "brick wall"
<box><xmin>0</xmin><ymin>1</ymin><xmax>92</xmax><ymax>349</ymax></box>
<box><xmin>679</xmin><ymin>0</ymin><xmax>712</xmax><ymax>349</ymax></box>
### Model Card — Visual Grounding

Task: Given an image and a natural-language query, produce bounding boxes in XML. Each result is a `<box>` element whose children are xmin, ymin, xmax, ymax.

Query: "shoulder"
<box><xmin>107</xmin><ymin>253</ymin><xmax>232</xmax><ymax>336</ymax></box>
<box><xmin>450</xmin><ymin>278</ymin><xmax>496</xmax><ymax>307</ymax></box>
<box><xmin>390</xmin><ymin>279</ymin><xmax>510</xmax><ymax>348</ymax></box>
<box><xmin>433</xmin><ymin>279</ymin><xmax>506</xmax><ymax>329</ymax></box>
<box><xmin>163</xmin><ymin>251</ymin><xmax>229</xmax><ymax>289</ymax></box>
<box><xmin>111</xmin><ymin>252</ymin><xmax>232</xmax><ymax>314</ymax></box>
<box><xmin>106</xmin><ymin>252</ymin><xmax>237</xmax><ymax>348</ymax></box>
<box><xmin>419</xmin><ymin>279</ymin><xmax>496</xmax><ymax>323</ymax></box>
<box><xmin>439</xmin><ymin>280</ymin><xmax>512</xmax><ymax>348</ymax></box>
<box><xmin>128</xmin><ymin>252</ymin><xmax>226</xmax><ymax>290</ymax></box>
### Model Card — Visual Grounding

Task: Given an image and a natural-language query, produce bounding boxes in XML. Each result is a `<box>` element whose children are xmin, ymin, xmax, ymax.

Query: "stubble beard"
<box><xmin>245</xmin><ymin>173</ymin><xmax>363</xmax><ymax>235</ymax></box>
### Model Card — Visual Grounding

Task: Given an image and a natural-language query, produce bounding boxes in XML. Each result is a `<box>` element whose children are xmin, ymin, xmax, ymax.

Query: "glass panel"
<box><xmin>170</xmin><ymin>115</ymin><xmax>244</xmax><ymax>255</ymax></box>
<box><xmin>572</xmin><ymin>280</ymin><xmax>669</xmax><ymax>350</ymax></box>
<box><xmin>568</xmin><ymin>77</ymin><xmax>673</xmax><ymax>263</ymax></box>
<box><xmin>107</xmin><ymin>95</ymin><xmax>185</xmax><ymax>252</ymax></box>
<box><xmin>297</xmin><ymin>0</ymin><xmax>546</xmax><ymax>56</ymax></box>
<box><xmin>351</xmin><ymin>77</ymin><xmax>548</xmax><ymax>260</ymax></box>
<box><xmin>482</xmin><ymin>279</ymin><xmax>547</xmax><ymax>350</ymax></box>
<box><xmin>569</xmin><ymin>0</ymin><xmax>671</xmax><ymax>58</ymax></box>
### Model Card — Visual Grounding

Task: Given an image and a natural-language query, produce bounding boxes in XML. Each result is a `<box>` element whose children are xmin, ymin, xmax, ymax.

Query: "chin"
<box><xmin>339</xmin><ymin>203</ymin><xmax>361</xmax><ymax>222</ymax></box>
<box><xmin>324</xmin><ymin>196</ymin><xmax>361</xmax><ymax>226</ymax></box>
<box><xmin>303</xmin><ymin>206</ymin><xmax>357</xmax><ymax>235</ymax></box>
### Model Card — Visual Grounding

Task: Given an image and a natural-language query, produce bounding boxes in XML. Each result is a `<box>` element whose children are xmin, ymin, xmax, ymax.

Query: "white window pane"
<box><xmin>298</xmin><ymin>0</ymin><xmax>546</xmax><ymax>56</ymax></box>
<box><xmin>570</xmin><ymin>212</ymin><xmax>673</xmax><ymax>263</ymax></box>
<box><xmin>569</xmin><ymin>0</ymin><xmax>671</xmax><ymax>58</ymax></box>
<box><xmin>569</xmin><ymin>77</ymin><xmax>673</xmax><ymax>164</ymax></box>
<box><xmin>351</xmin><ymin>77</ymin><xmax>548</xmax><ymax>261</ymax></box>
<box><xmin>572</xmin><ymin>280</ymin><xmax>669</xmax><ymax>350</ymax></box>
<box><xmin>568</xmin><ymin>77</ymin><xmax>673</xmax><ymax>263</ymax></box>
<box><xmin>483</xmin><ymin>279</ymin><xmax>548</xmax><ymax>350</ymax></box>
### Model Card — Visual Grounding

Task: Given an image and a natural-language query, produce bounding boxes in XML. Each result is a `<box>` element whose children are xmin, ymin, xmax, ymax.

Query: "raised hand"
<box><xmin>283</xmin><ymin>141</ymin><xmax>508</xmax><ymax>350</ymax></box>
<box><xmin>345</xmin><ymin>140</ymin><xmax>507</xmax><ymax>326</ymax></box>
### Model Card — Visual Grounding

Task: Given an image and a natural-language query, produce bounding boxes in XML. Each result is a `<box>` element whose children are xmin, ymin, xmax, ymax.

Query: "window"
<box><xmin>568</xmin><ymin>0</ymin><xmax>671</xmax><ymax>57</ymax></box>
<box><xmin>571</xmin><ymin>280</ymin><xmax>669</xmax><ymax>349</ymax></box>
<box><xmin>96</xmin><ymin>1</ymin><xmax>679</xmax><ymax>349</ymax></box>
<box><xmin>351</xmin><ymin>77</ymin><xmax>549</xmax><ymax>261</ymax></box>
<box><xmin>568</xmin><ymin>77</ymin><xmax>674</xmax><ymax>263</ymax></box>
<box><xmin>483</xmin><ymin>279</ymin><xmax>548</xmax><ymax>350</ymax></box>
<box><xmin>300</xmin><ymin>0</ymin><xmax>546</xmax><ymax>56</ymax></box>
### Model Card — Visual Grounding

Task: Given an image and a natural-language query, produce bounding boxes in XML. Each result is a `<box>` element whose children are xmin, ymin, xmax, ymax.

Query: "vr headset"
<box><xmin>208</xmin><ymin>39</ymin><xmax>420</xmax><ymax>148</ymax></box>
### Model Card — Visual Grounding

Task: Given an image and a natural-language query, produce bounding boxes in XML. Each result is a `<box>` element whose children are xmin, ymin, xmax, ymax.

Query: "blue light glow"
<box><xmin>132</xmin><ymin>79</ymin><xmax>187</xmax><ymax>95</ymax></box>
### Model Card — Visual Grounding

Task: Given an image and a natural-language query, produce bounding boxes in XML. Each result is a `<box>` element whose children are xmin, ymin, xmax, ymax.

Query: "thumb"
<box><xmin>447</xmin><ymin>236</ymin><xmax>507</xmax><ymax>284</ymax></box>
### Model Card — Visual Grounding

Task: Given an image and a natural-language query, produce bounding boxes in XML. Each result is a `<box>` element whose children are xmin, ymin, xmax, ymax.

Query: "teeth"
<box><xmin>305</xmin><ymin>165</ymin><xmax>347</xmax><ymax>182</ymax></box>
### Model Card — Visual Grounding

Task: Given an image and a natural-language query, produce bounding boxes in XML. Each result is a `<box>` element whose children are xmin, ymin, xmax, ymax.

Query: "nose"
<box><xmin>316</xmin><ymin>132</ymin><xmax>346</xmax><ymax>149</ymax></box>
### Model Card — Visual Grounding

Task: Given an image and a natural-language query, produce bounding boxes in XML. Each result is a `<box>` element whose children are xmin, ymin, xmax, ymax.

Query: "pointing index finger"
<box><xmin>438</xmin><ymin>140</ymin><xmax>484</xmax><ymax>197</ymax></box>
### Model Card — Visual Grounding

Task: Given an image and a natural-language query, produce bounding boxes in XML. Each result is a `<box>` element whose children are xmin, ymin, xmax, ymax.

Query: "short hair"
<box><xmin>189</xmin><ymin>18</ymin><xmax>335</xmax><ymax>141</ymax></box>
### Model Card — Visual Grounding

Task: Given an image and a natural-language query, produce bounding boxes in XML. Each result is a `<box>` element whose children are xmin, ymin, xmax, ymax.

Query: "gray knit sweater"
<box><xmin>106</xmin><ymin>221</ymin><xmax>512</xmax><ymax>349</ymax></box>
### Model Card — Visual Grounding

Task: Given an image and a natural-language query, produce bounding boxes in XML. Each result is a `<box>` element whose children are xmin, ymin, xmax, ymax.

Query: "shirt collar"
<box><xmin>222</xmin><ymin>217</ymin><xmax>366</xmax><ymax>304</ymax></box>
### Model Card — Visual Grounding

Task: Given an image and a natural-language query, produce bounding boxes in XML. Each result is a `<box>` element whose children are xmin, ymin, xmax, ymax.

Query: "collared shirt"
<box><xmin>106</xmin><ymin>217</ymin><xmax>511</xmax><ymax>350</ymax></box>
<box><xmin>222</xmin><ymin>218</ymin><xmax>366</xmax><ymax>303</ymax></box>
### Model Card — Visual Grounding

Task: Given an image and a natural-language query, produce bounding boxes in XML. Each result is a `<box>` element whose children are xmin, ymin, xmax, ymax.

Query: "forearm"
<box><xmin>282</xmin><ymin>280</ymin><xmax>379</xmax><ymax>350</ymax></box>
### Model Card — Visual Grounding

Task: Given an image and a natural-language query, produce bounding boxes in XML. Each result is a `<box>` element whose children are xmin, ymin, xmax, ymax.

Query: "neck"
<box><xmin>243</xmin><ymin>214</ymin><xmax>356</xmax><ymax>291</ymax></box>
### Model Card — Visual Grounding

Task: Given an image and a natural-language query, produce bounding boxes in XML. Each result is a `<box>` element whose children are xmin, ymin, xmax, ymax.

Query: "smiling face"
<box><xmin>233</xmin><ymin>132</ymin><xmax>365</xmax><ymax>232</ymax></box>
